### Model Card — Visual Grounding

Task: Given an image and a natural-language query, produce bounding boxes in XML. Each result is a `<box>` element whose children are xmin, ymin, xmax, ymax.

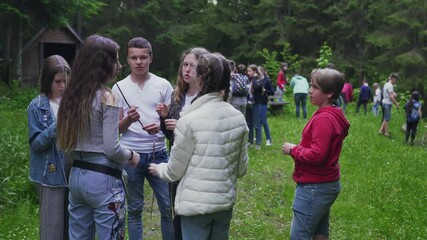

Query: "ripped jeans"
<box><xmin>68</xmin><ymin>152</ymin><xmax>126</xmax><ymax>240</ymax></box>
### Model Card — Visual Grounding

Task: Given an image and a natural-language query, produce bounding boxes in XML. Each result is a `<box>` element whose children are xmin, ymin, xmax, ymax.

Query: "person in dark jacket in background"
<box><xmin>248</xmin><ymin>64</ymin><xmax>274</xmax><ymax>150</ymax></box>
<box><xmin>356</xmin><ymin>79</ymin><xmax>371</xmax><ymax>114</ymax></box>
<box><xmin>257</xmin><ymin>66</ymin><xmax>275</xmax><ymax>146</ymax></box>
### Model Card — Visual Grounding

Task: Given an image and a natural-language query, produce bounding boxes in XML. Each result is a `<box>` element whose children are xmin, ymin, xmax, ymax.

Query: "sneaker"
<box><xmin>266</xmin><ymin>139</ymin><xmax>272</xmax><ymax>146</ymax></box>
<box><xmin>255</xmin><ymin>145</ymin><xmax>261</xmax><ymax>150</ymax></box>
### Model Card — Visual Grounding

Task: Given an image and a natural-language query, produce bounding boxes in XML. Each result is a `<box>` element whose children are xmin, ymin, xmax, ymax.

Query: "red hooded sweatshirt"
<box><xmin>276</xmin><ymin>70</ymin><xmax>287</xmax><ymax>89</ymax></box>
<box><xmin>290</xmin><ymin>105</ymin><xmax>350</xmax><ymax>183</ymax></box>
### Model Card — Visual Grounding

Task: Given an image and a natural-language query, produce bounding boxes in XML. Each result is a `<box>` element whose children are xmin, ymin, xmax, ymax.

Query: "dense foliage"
<box><xmin>1</xmin><ymin>1</ymin><xmax>426</xmax><ymax>91</ymax></box>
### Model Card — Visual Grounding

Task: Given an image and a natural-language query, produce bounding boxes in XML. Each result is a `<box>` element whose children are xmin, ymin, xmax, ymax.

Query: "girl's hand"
<box><xmin>148</xmin><ymin>163</ymin><xmax>159</xmax><ymax>176</ymax></box>
<box><xmin>156</xmin><ymin>103</ymin><xmax>169</xmax><ymax>118</ymax></box>
<box><xmin>164</xmin><ymin>119</ymin><xmax>177</xmax><ymax>131</ymax></box>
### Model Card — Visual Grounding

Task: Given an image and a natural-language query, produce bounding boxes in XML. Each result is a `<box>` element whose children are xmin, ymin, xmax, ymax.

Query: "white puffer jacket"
<box><xmin>156</xmin><ymin>92</ymin><xmax>249</xmax><ymax>216</ymax></box>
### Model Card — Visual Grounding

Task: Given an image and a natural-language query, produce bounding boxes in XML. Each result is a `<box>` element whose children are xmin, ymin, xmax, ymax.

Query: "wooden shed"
<box><xmin>22</xmin><ymin>25</ymin><xmax>82</xmax><ymax>86</ymax></box>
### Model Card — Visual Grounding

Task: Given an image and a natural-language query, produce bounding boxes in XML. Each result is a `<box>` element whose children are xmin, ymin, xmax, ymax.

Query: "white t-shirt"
<box><xmin>382</xmin><ymin>81</ymin><xmax>394</xmax><ymax>105</ymax></box>
<box><xmin>373</xmin><ymin>88</ymin><xmax>381</xmax><ymax>103</ymax></box>
<box><xmin>182</xmin><ymin>93</ymin><xmax>198</xmax><ymax>113</ymax></box>
<box><xmin>112</xmin><ymin>73</ymin><xmax>173</xmax><ymax>153</ymax></box>
<box><xmin>49</xmin><ymin>100</ymin><xmax>60</xmax><ymax>118</ymax></box>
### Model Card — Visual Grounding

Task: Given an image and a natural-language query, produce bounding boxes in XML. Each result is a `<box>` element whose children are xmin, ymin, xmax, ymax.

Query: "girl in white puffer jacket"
<box><xmin>150</xmin><ymin>52</ymin><xmax>249</xmax><ymax>240</ymax></box>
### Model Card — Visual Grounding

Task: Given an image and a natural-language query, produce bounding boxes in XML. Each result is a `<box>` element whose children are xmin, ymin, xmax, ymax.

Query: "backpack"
<box><xmin>232</xmin><ymin>74</ymin><xmax>249</xmax><ymax>96</ymax></box>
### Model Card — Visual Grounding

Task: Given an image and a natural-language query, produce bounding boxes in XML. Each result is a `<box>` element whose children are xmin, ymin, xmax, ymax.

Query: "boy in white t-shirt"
<box><xmin>378</xmin><ymin>73</ymin><xmax>400</xmax><ymax>137</ymax></box>
<box><xmin>112</xmin><ymin>37</ymin><xmax>174</xmax><ymax>240</ymax></box>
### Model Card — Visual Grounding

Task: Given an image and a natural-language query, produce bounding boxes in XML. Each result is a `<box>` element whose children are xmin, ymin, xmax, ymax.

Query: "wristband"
<box><xmin>129</xmin><ymin>151</ymin><xmax>133</xmax><ymax>161</ymax></box>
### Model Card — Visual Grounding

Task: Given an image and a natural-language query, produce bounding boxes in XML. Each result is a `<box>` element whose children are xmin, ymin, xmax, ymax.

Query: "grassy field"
<box><xmin>0</xmin><ymin>87</ymin><xmax>426</xmax><ymax>239</ymax></box>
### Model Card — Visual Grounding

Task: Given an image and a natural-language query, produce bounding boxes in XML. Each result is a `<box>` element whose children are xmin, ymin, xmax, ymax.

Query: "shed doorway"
<box><xmin>42</xmin><ymin>42</ymin><xmax>76</xmax><ymax>66</ymax></box>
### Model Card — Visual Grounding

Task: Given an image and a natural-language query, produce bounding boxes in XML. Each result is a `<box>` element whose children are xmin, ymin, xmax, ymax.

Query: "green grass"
<box><xmin>0</xmin><ymin>87</ymin><xmax>426</xmax><ymax>239</ymax></box>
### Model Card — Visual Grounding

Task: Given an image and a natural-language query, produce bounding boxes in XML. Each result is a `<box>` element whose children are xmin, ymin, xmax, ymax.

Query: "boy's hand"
<box><xmin>127</xmin><ymin>106</ymin><xmax>140</xmax><ymax>123</ymax></box>
<box><xmin>128</xmin><ymin>151</ymin><xmax>140</xmax><ymax>167</ymax></box>
<box><xmin>143</xmin><ymin>123</ymin><xmax>160</xmax><ymax>135</ymax></box>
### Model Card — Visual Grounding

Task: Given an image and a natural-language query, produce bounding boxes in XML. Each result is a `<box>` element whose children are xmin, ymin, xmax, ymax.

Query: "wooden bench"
<box><xmin>268</xmin><ymin>91</ymin><xmax>289</xmax><ymax>114</ymax></box>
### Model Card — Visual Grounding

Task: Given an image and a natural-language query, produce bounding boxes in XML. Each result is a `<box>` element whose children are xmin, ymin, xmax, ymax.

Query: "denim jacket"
<box><xmin>27</xmin><ymin>94</ymin><xmax>67</xmax><ymax>187</ymax></box>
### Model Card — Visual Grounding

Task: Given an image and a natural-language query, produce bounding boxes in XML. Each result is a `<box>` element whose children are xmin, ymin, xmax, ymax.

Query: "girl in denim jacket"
<box><xmin>27</xmin><ymin>55</ymin><xmax>71</xmax><ymax>240</ymax></box>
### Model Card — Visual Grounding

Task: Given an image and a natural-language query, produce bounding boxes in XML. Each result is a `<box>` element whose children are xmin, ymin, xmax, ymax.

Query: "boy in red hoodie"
<box><xmin>282</xmin><ymin>68</ymin><xmax>350</xmax><ymax>240</ymax></box>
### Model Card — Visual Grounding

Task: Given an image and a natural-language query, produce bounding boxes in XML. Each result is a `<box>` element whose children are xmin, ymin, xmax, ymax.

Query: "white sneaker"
<box><xmin>266</xmin><ymin>139</ymin><xmax>272</xmax><ymax>146</ymax></box>
<box><xmin>255</xmin><ymin>145</ymin><xmax>261</xmax><ymax>150</ymax></box>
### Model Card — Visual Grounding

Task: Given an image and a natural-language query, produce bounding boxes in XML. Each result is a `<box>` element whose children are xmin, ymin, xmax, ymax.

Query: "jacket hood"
<box><xmin>292</xmin><ymin>75</ymin><xmax>305</xmax><ymax>81</ymax></box>
<box><xmin>316</xmin><ymin>106</ymin><xmax>350</xmax><ymax>136</ymax></box>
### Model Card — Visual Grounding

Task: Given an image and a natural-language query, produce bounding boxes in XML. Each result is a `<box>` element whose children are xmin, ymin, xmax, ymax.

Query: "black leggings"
<box><xmin>405</xmin><ymin>120</ymin><xmax>419</xmax><ymax>142</ymax></box>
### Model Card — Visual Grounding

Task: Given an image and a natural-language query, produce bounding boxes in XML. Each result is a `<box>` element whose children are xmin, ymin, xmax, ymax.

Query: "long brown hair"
<box><xmin>39</xmin><ymin>55</ymin><xmax>70</xmax><ymax>96</ymax></box>
<box><xmin>57</xmin><ymin>35</ymin><xmax>120</xmax><ymax>152</ymax></box>
<box><xmin>173</xmin><ymin>47</ymin><xmax>209</xmax><ymax>104</ymax></box>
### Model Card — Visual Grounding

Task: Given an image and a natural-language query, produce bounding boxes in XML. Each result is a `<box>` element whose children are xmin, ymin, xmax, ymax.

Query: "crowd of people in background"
<box><xmin>27</xmin><ymin>33</ymin><xmax>424</xmax><ymax>240</ymax></box>
<box><xmin>330</xmin><ymin>71</ymin><xmax>423</xmax><ymax>144</ymax></box>
<box><xmin>228</xmin><ymin>62</ymin><xmax>277</xmax><ymax>150</ymax></box>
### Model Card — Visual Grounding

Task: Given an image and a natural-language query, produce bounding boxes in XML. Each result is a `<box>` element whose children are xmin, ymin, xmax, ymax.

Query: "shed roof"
<box><xmin>23</xmin><ymin>25</ymin><xmax>82</xmax><ymax>52</ymax></box>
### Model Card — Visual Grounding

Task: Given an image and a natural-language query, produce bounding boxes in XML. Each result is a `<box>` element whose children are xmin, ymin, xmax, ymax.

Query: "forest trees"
<box><xmin>0</xmin><ymin>0</ymin><xmax>105</xmax><ymax>83</ymax></box>
<box><xmin>1</xmin><ymin>0</ymin><xmax>426</xmax><ymax>94</ymax></box>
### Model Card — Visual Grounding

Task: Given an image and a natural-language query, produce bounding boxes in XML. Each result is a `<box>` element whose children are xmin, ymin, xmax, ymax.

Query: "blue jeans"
<box><xmin>372</xmin><ymin>100</ymin><xmax>380</xmax><ymax>116</ymax></box>
<box><xmin>246</xmin><ymin>103</ymin><xmax>254</xmax><ymax>144</ymax></box>
<box><xmin>231</xmin><ymin>96</ymin><xmax>247</xmax><ymax>116</ymax></box>
<box><xmin>260</xmin><ymin>104</ymin><xmax>271</xmax><ymax>141</ymax></box>
<box><xmin>342</xmin><ymin>101</ymin><xmax>348</xmax><ymax>112</ymax></box>
<box><xmin>126</xmin><ymin>149</ymin><xmax>174</xmax><ymax>240</ymax></box>
<box><xmin>290</xmin><ymin>180</ymin><xmax>341</xmax><ymax>240</ymax></box>
<box><xmin>276</xmin><ymin>86</ymin><xmax>284</xmax><ymax>102</ymax></box>
<box><xmin>252</xmin><ymin>103</ymin><xmax>262</xmax><ymax>145</ymax></box>
<box><xmin>294</xmin><ymin>93</ymin><xmax>307</xmax><ymax>119</ymax></box>
<box><xmin>181</xmin><ymin>209</ymin><xmax>233</xmax><ymax>240</ymax></box>
<box><xmin>68</xmin><ymin>154</ymin><xmax>126</xmax><ymax>240</ymax></box>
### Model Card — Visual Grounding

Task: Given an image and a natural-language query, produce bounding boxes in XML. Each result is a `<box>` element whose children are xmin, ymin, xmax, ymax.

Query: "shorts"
<box><xmin>383</xmin><ymin>103</ymin><xmax>392</xmax><ymax>121</ymax></box>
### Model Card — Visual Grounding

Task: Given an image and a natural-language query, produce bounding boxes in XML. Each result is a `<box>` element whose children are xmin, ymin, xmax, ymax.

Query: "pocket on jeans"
<box><xmin>154</xmin><ymin>149</ymin><xmax>169</xmax><ymax>164</ymax></box>
<box><xmin>83</xmin><ymin>171</ymin><xmax>109</xmax><ymax>196</ymax></box>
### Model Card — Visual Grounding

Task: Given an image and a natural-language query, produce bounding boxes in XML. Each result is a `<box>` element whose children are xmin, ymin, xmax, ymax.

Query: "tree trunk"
<box><xmin>1</xmin><ymin>23</ymin><xmax>12</xmax><ymax>85</ymax></box>
<box><xmin>16</xmin><ymin>19</ymin><xmax>23</xmax><ymax>82</ymax></box>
